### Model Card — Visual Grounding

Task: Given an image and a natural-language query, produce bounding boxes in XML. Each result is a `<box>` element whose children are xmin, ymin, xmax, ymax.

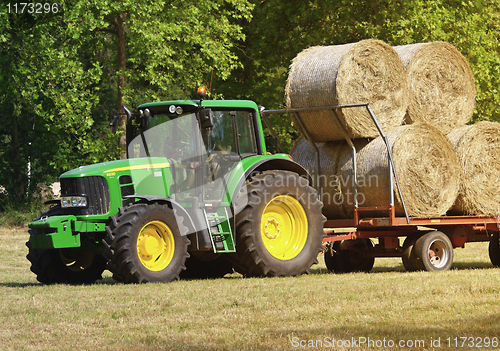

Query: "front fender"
<box><xmin>123</xmin><ymin>195</ymin><xmax>197</xmax><ymax>235</ymax></box>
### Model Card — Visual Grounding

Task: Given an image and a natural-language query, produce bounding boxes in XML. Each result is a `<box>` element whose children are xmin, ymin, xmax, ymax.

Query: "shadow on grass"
<box><xmin>2</xmin><ymin>262</ymin><xmax>497</xmax><ymax>287</ymax></box>
<box><xmin>0</xmin><ymin>282</ymin><xmax>41</xmax><ymax>288</ymax></box>
<box><xmin>309</xmin><ymin>259</ymin><xmax>496</xmax><ymax>275</ymax></box>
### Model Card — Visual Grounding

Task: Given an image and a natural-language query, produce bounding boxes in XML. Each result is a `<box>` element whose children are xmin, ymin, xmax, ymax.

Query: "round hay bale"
<box><xmin>337</xmin><ymin>123</ymin><xmax>459</xmax><ymax>218</ymax></box>
<box><xmin>447</xmin><ymin>121</ymin><xmax>500</xmax><ymax>216</ymax></box>
<box><xmin>290</xmin><ymin>137</ymin><xmax>348</xmax><ymax>218</ymax></box>
<box><xmin>394</xmin><ymin>42</ymin><xmax>476</xmax><ymax>134</ymax></box>
<box><xmin>285</xmin><ymin>39</ymin><xmax>409</xmax><ymax>142</ymax></box>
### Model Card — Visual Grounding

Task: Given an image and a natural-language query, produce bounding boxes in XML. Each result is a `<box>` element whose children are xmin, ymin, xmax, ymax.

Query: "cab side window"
<box><xmin>236</xmin><ymin>111</ymin><xmax>258</xmax><ymax>157</ymax></box>
<box><xmin>209</xmin><ymin>111</ymin><xmax>236</xmax><ymax>153</ymax></box>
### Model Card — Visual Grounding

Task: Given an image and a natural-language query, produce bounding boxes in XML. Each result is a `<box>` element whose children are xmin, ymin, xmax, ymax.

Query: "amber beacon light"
<box><xmin>197</xmin><ymin>86</ymin><xmax>207</xmax><ymax>100</ymax></box>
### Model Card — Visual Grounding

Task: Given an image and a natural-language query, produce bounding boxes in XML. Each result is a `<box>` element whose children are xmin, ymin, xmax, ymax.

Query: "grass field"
<box><xmin>1</xmin><ymin>226</ymin><xmax>500</xmax><ymax>350</ymax></box>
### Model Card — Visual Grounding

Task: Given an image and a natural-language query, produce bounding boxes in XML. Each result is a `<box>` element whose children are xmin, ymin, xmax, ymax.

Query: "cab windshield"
<box><xmin>128</xmin><ymin>113</ymin><xmax>199</xmax><ymax>161</ymax></box>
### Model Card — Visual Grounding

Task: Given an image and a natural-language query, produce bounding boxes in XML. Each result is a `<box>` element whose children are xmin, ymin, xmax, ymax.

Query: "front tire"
<box><xmin>103</xmin><ymin>202</ymin><xmax>190</xmax><ymax>283</ymax></box>
<box><xmin>26</xmin><ymin>238</ymin><xmax>106</xmax><ymax>285</ymax></box>
<box><xmin>235</xmin><ymin>171</ymin><xmax>325</xmax><ymax>277</ymax></box>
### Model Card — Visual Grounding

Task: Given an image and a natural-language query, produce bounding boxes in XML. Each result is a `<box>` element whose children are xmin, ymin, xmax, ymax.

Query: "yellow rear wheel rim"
<box><xmin>260</xmin><ymin>195</ymin><xmax>308</xmax><ymax>260</ymax></box>
<box><xmin>137</xmin><ymin>220</ymin><xmax>175</xmax><ymax>271</ymax></box>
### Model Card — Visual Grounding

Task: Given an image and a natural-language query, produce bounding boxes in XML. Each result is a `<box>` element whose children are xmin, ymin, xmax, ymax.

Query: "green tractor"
<box><xmin>27</xmin><ymin>90</ymin><xmax>325</xmax><ymax>284</ymax></box>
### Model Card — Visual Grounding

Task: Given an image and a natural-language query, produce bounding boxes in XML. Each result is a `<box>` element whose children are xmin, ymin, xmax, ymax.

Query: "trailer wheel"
<box><xmin>335</xmin><ymin>239</ymin><xmax>375</xmax><ymax>273</ymax></box>
<box><xmin>324</xmin><ymin>243</ymin><xmax>338</xmax><ymax>273</ymax></box>
<box><xmin>26</xmin><ymin>239</ymin><xmax>106</xmax><ymax>285</ymax></box>
<box><xmin>401</xmin><ymin>235</ymin><xmax>419</xmax><ymax>272</ymax></box>
<box><xmin>488</xmin><ymin>234</ymin><xmax>500</xmax><ymax>267</ymax></box>
<box><xmin>103</xmin><ymin>202</ymin><xmax>190</xmax><ymax>283</ymax></box>
<box><xmin>413</xmin><ymin>231</ymin><xmax>453</xmax><ymax>271</ymax></box>
<box><xmin>235</xmin><ymin>171</ymin><xmax>325</xmax><ymax>277</ymax></box>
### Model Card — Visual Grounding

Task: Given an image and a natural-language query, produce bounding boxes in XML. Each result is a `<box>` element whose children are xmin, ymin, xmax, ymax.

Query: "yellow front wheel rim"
<box><xmin>60</xmin><ymin>250</ymin><xmax>95</xmax><ymax>272</ymax></box>
<box><xmin>261</xmin><ymin>195</ymin><xmax>308</xmax><ymax>260</ymax></box>
<box><xmin>137</xmin><ymin>221</ymin><xmax>175</xmax><ymax>271</ymax></box>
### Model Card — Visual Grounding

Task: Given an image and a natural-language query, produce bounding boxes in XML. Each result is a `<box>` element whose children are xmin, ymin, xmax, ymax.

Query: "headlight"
<box><xmin>61</xmin><ymin>196</ymin><xmax>88</xmax><ymax>208</ymax></box>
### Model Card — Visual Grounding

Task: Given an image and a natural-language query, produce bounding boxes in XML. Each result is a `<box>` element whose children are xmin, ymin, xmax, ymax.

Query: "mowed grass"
<box><xmin>1</xmin><ymin>227</ymin><xmax>500</xmax><ymax>350</ymax></box>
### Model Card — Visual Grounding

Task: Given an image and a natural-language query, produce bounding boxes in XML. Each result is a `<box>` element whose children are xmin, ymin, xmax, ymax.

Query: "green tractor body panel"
<box><xmin>28</xmin><ymin>99</ymin><xmax>308</xmax><ymax>254</ymax></box>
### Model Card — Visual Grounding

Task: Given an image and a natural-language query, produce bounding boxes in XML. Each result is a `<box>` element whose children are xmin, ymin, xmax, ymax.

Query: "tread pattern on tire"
<box><xmin>402</xmin><ymin>235</ymin><xmax>419</xmax><ymax>272</ymax></box>
<box><xmin>26</xmin><ymin>230</ymin><xmax>106</xmax><ymax>285</ymax></box>
<box><xmin>234</xmin><ymin>170</ymin><xmax>326</xmax><ymax>277</ymax></box>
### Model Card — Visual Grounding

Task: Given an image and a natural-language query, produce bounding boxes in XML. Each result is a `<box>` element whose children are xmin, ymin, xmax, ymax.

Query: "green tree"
<box><xmin>66</xmin><ymin>0</ymin><xmax>253</xmax><ymax>157</ymax></box>
<box><xmin>0</xmin><ymin>0</ymin><xmax>253</xmax><ymax>207</ymax></box>
<box><xmin>0</xmin><ymin>4</ymin><xmax>114</xmax><ymax>205</ymax></box>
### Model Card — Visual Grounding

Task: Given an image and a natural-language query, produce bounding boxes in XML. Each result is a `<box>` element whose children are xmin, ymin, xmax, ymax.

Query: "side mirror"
<box><xmin>111</xmin><ymin>115</ymin><xmax>119</xmax><ymax>134</ymax></box>
<box><xmin>110</xmin><ymin>105</ymin><xmax>132</xmax><ymax>134</ymax></box>
<box><xmin>197</xmin><ymin>108</ymin><xmax>214</xmax><ymax>129</ymax></box>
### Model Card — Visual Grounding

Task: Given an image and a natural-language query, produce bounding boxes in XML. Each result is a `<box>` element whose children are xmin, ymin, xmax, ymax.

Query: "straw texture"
<box><xmin>286</xmin><ymin>39</ymin><xmax>409</xmax><ymax>142</ymax></box>
<box><xmin>447</xmin><ymin>121</ymin><xmax>500</xmax><ymax>216</ymax></box>
<box><xmin>290</xmin><ymin>137</ymin><xmax>367</xmax><ymax>219</ymax></box>
<box><xmin>394</xmin><ymin>42</ymin><xmax>476</xmax><ymax>134</ymax></box>
<box><xmin>291</xmin><ymin>123</ymin><xmax>459</xmax><ymax>219</ymax></box>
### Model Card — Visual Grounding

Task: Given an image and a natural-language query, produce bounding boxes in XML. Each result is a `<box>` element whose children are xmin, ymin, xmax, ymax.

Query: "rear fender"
<box><xmin>231</xmin><ymin>157</ymin><xmax>312</xmax><ymax>214</ymax></box>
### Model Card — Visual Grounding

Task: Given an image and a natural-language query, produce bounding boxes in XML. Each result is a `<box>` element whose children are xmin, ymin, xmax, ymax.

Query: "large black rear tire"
<box><xmin>234</xmin><ymin>170</ymin><xmax>325</xmax><ymax>277</ymax></box>
<box><xmin>103</xmin><ymin>202</ymin><xmax>190</xmax><ymax>283</ymax></box>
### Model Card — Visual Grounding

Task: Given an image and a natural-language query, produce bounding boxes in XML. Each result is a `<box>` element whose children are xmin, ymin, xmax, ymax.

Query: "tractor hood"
<box><xmin>61</xmin><ymin>157</ymin><xmax>170</xmax><ymax>179</ymax></box>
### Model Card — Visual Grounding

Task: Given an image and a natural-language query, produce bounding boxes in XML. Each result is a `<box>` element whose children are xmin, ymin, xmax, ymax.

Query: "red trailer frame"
<box><xmin>321</xmin><ymin>205</ymin><xmax>500</xmax><ymax>272</ymax></box>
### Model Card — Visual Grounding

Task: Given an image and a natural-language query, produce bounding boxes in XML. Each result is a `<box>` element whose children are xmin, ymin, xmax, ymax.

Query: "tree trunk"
<box><xmin>110</xmin><ymin>12</ymin><xmax>128</xmax><ymax>159</ymax></box>
<box><xmin>11</xmin><ymin>113</ymin><xmax>25</xmax><ymax>200</ymax></box>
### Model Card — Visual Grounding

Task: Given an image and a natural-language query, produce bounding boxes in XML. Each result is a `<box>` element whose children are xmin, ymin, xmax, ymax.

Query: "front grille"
<box><xmin>60</xmin><ymin>176</ymin><xmax>111</xmax><ymax>215</ymax></box>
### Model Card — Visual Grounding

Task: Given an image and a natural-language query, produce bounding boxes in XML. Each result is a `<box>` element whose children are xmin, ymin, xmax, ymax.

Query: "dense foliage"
<box><xmin>1</xmin><ymin>0</ymin><xmax>500</xmax><ymax>209</ymax></box>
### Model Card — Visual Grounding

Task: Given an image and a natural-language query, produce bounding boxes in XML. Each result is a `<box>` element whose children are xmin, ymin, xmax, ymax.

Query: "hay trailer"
<box><xmin>262</xmin><ymin>104</ymin><xmax>500</xmax><ymax>273</ymax></box>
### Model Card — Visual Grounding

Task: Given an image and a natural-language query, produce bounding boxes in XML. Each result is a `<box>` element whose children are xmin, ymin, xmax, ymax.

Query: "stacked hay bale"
<box><xmin>291</xmin><ymin>123</ymin><xmax>459</xmax><ymax>218</ymax></box>
<box><xmin>393</xmin><ymin>42</ymin><xmax>476</xmax><ymax>134</ymax></box>
<box><xmin>287</xmin><ymin>39</ymin><xmax>471</xmax><ymax>219</ymax></box>
<box><xmin>447</xmin><ymin>122</ymin><xmax>500</xmax><ymax>216</ymax></box>
<box><xmin>285</xmin><ymin>39</ymin><xmax>409</xmax><ymax>141</ymax></box>
<box><xmin>391</xmin><ymin>42</ymin><xmax>500</xmax><ymax>216</ymax></box>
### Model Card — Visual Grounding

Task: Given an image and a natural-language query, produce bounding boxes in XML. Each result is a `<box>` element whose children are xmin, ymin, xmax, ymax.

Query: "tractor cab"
<box><xmin>128</xmin><ymin>99</ymin><xmax>261</xmax><ymax>200</ymax></box>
